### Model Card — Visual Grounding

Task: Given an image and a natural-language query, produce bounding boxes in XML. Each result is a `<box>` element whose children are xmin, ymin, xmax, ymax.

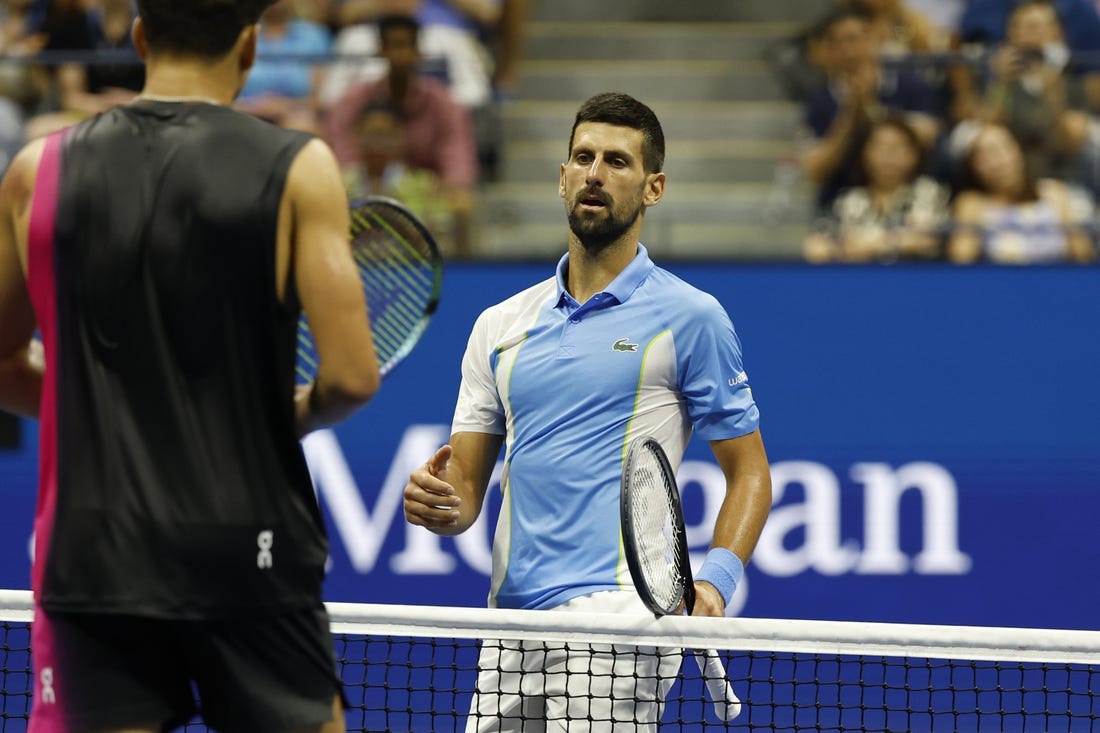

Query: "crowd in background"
<box><xmin>2</xmin><ymin>0</ymin><xmax>1099</xmax><ymax>264</ymax></box>
<box><xmin>780</xmin><ymin>0</ymin><xmax>1100</xmax><ymax>264</ymax></box>
<box><xmin>0</xmin><ymin>0</ymin><xmax>528</xmax><ymax>259</ymax></box>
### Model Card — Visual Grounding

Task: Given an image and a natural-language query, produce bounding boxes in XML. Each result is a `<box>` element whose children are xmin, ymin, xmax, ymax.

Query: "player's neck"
<box><xmin>565</xmin><ymin>237</ymin><xmax>638</xmax><ymax>305</ymax></box>
<box><xmin>139</xmin><ymin>58</ymin><xmax>242</xmax><ymax>106</ymax></box>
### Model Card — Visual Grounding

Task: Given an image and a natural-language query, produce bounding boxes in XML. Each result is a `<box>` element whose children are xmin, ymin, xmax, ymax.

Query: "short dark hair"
<box><xmin>957</xmin><ymin>123</ymin><xmax>1040</xmax><ymax>203</ymax></box>
<box><xmin>378</xmin><ymin>14</ymin><xmax>420</xmax><ymax>46</ymax></box>
<box><xmin>857</xmin><ymin>114</ymin><xmax>927</xmax><ymax>186</ymax></box>
<box><xmin>135</xmin><ymin>0</ymin><xmax>271</xmax><ymax>59</ymax></box>
<box><xmin>568</xmin><ymin>93</ymin><xmax>665</xmax><ymax>174</ymax></box>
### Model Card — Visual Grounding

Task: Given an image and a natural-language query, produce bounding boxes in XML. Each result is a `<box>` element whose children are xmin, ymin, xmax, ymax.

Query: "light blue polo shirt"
<box><xmin>452</xmin><ymin>244</ymin><xmax>759</xmax><ymax>610</ymax></box>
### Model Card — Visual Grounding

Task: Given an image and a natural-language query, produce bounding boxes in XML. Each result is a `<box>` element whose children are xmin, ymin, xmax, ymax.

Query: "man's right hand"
<box><xmin>404</xmin><ymin>444</ymin><xmax>463</xmax><ymax>532</ymax></box>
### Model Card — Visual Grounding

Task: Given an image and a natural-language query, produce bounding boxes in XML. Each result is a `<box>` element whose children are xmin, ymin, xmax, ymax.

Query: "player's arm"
<box><xmin>0</xmin><ymin>140</ymin><xmax>44</xmax><ymax>419</ymax></box>
<box><xmin>692</xmin><ymin>429</ymin><xmax>772</xmax><ymax>617</ymax></box>
<box><xmin>286</xmin><ymin>138</ymin><xmax>381</xmax><ymax>437</ymax></box>
<box><xmin>404</xmin><ymin>430</ymin><xmax>504</xmax><ymax>536</ymax></box>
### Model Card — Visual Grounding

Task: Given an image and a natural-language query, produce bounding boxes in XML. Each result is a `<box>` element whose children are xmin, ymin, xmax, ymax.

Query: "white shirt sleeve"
<box><xmin>451</xmin><ymin>309</ymin><xmax>506</xmax><ymax>435</ymax></box>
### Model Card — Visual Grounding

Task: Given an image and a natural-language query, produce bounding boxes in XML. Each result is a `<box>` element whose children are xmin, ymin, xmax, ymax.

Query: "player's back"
<box><xmin>27</xmin><ymin>101</ymin><xmax>326</xmax><ymax>618</ymax></box>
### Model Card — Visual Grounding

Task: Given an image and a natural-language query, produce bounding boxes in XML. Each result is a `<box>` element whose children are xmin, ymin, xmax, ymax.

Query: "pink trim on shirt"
<box><xmin>26</xmin><ymin>131</ymin><xmax>62</xmax><ymax>597</ymax></box>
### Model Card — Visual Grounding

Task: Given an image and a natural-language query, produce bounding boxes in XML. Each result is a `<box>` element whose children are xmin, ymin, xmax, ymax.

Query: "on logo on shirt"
<box><xmin>257</xmin><ymin>530</ymin><xmax>274</xmax><ymax>569</ymax></box>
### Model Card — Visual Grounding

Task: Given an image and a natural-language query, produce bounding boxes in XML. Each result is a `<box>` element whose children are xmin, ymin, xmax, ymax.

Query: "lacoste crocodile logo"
<box><xmin>613</xmin><ymin>338</ymin><xmax>638</xmax><ymax>352</ymax></box>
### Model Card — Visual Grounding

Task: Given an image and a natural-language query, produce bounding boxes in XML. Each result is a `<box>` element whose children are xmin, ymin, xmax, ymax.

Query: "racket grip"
<box><xmin>692</xmin><ymin>648</ymin><xmax>742</xmax><ymax>721</ymax></box>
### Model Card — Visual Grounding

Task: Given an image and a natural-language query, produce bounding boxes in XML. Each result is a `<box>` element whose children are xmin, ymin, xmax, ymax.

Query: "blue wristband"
<box><xmin>695</xmin><ymin>548</ymin><xmax>744</xmax><ymax>607</ymax></box>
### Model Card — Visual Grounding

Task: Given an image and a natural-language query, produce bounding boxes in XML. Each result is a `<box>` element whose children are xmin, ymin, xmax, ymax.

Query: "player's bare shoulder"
<box><xmin>0</xmin><ymin>137</ymin><xmax>49</xmax><ymax>272</ymax></box>
<box><xmin>283</xmin><ymin>137</ymin><xmax>348</xmax><ymax>227</ymax></box>
<box><xmin>286</xmin><ymin>137</ymin><xmax>343</xmax><ymax>194</ymax></box>
<box><xmin>1</xmin><ymin>138</ymin><xmax>48</xmax><ymax>209</ymax></box>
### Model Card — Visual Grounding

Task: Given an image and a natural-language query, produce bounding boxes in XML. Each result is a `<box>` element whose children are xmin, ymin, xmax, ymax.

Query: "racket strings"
<box><xmin>352</xmin><ymin>208</ymin><xmax>435</xmax><ymax>266</ymax></box>
<box><xmin>357</xmin><ymin>264</ymin><xmax>426</xmax><ymax>336</ymax></box>
<box><xmin>354</xmin><ymin>245</ymin><xmax>431</xmax><ymax>371</ymax></box>
<box><xmin>352</xmin><ymin>231</ymin><xmax>434</xmax><ymax>298</ymax></box>
<box><xmin>296</xmin><ymin>200</ymin><xmax>441</xmax><ymax>382</ymax></box>
<box><xmin>627</xmin><ymin>448</ymin><xmax>688</xmax><ymax>613</ymax></box>
<box><xmin>350</xmin><ymin>211</ymin><xmax>435</xmax><ymax>362</ymax></box>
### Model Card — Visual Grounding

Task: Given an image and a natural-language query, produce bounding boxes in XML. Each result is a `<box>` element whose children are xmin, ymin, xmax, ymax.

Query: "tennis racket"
<box><xmin>296</xmin><ymin>196</ymin><xmax>443</xmax><ymax>384</ymax></box>
<box><xmin>620</xmin><ymin>435</ymin><xmax>743</xmax><ymax>721</ymax></box>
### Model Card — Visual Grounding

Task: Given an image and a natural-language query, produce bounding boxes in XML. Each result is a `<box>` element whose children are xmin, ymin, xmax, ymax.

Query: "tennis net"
<box><xmin>1</xmin><ymin>588</ymin><xmax>1099</xmax><ymax>731</ymax></box>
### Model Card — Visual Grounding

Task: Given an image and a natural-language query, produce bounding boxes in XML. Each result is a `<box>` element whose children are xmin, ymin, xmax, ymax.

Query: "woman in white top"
<box><xmin>949</xmin><ymin>122</ymin><xmax>1095</xmax><ymax>264</ymax></box>
<box><xmin>804</xmin><ymin>114</ymin><xmax>950</xmax><ymax>263</ymax></box>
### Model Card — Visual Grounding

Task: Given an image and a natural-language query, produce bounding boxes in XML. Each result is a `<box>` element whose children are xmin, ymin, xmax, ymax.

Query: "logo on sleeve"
<box><xmin>613</xmin><ymin>338</ymin><xmax>638</xmax><ymax>352</ymax></box>
<box><xmin>728</xmin><ymin>371</ymin><xmax>748</xmax><ymax>387</ymax></box>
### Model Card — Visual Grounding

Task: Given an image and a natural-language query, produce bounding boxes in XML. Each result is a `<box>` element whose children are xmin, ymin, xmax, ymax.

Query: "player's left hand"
<box><xmin>690</xmin><ymin>581</ymin><xmax>726</xmax><ymax>617</ymax></box>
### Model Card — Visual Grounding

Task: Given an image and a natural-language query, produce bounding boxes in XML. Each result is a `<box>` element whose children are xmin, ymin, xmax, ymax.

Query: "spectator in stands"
<box><xmin>236</xmin><ymin>0</ymin><xmax>332</xmax><ymax>133</ymax></box>
<box><xmin>843</xmin><ymin>0</ymin><xmax>951</xmax><ymax>123</ymax></box>
<box><xmin>346</xmin><ymin>100</ymin><xmax>408</xmax><ymax>196</ymax></box>
<box><xmin>0</xmin><ymin>0</ymin><xmax>45</xmax><ymax>172</ymax></box>
<box><xmin>319</xmin><ymin>0</ymin><xmax>414</xmax><ymax>107</ymax></box>
<box><xmin>949</xmin><ymin>122</ymin><xmax>1095</xmax><ymax>263</ymax></box>
<box><xmin>804</xmin><ymin>115</ymin><xmax>949</xmax><ymax>262</ymax></box>
<box><xmin>0</xmin><ymin>0</ymin><xmax>46</xmax><ymax>105</ymax></box>
<box><xmin>766</xmin><ymin>0</ymin><xmax>941</xmax><ymax>105</ymax></box>
<box><xmin>947</xmin><ymin>0</ymin><xmax>1100</xmax><ymax>121</ymax></box>
<box><xmin>800</xmin><ymin>6</ymin><xmax>941</xmax><ymax>214</ymax></box>
<box><xmin>24</xmin><ymin>0</ymin><xmax>142</xmax><ymax>139</ymax></box>
<box><xmin>325</xmin><ymin>0</ymin><xmax>501</xmax><ymax>109</ymax></box>
<box><xmin>325</xmin><ymin>14</ymin><xmax>477</xmax><ymax>257</ymax></box>
<box><xmin>946</xmin><ymin>0</ymin><xmax>1100</xmax><ymax>192</ymax></box>
<box><xmin>323</xmin><ymin>0</ymin><xmax>520</xmax><ymax>180</ymax></box>
<box><xmin>956</xmin><ymin>0</ymin><xmax>1100</xmax><ymax>62</ymax></box>
<box><xmin>346</xmin><ymin>99</ymin><xmax>456</xmax><ymax>249</ymax></box>
<box><xmin>409</xmin><ymin>0</ymin><xmax>500</xmax><ymax>109</ymax></box>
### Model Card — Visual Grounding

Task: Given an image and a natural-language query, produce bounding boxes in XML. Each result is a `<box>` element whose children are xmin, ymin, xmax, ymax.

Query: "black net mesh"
<box><xmin>1</xmin><ymin>615</ymin><xmax>1098</xmax><ymax>732</ymax></box>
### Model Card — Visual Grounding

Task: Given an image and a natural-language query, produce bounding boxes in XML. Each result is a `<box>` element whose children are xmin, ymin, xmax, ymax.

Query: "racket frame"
<box><xmin>621</xmin><ymin>435</ymin><xmax>744</xmax><ymax>721</ymax></box>
<box><xmin>620</xmin><ymin>435</ymin><xmax>696</xmax><ymax>617</ymax></box>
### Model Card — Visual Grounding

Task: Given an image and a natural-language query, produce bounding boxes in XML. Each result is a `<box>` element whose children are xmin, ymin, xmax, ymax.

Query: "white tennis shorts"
<box><xmin>465</xmin><ymin>590</ymin><xmax>681</xmax><ymax>732</ymax></box>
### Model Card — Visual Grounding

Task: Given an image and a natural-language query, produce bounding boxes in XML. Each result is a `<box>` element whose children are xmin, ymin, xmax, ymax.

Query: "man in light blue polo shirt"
<box><xmin>404</xmin><ymin>92</ymin><xmax>773</xmax><ymax>732</ymax></box>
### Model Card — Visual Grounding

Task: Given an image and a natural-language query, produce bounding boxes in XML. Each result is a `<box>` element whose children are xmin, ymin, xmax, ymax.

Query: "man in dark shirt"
<box><xmin>0</xmin><ymin>1</ymin><xmax>380</xmax><ymax>731</ymax></box>
<box><xmin>800</xmin><ymin>7</ymin><xmax>941</xmax><ymax>213</ymax></box>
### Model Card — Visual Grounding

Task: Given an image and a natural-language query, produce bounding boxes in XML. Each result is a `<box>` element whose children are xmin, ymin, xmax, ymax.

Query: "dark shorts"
<box><xmin>29</xmin><ymin>602</ymin><xmax>342</xmax><ymax>733</ymax></box>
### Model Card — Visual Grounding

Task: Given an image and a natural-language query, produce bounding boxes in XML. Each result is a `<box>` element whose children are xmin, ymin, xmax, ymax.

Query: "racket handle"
<box><xmin>692</xmin><ymin>648</ymin><xmax>742</xmax><ymax>721</ymax></box>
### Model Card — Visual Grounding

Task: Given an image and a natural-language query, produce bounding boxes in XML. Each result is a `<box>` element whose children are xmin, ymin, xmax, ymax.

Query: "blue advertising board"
<box><xmin>1</xmin><ymin>264</ymin><xmax>1098</xmax><ymax>632</ymax></box>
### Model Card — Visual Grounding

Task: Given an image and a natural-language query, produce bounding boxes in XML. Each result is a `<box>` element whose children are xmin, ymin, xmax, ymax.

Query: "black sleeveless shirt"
<box><xmin>32</xmin><ymin>101</ymin><xmax>326</xmax><ymax>618</ymax></box>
